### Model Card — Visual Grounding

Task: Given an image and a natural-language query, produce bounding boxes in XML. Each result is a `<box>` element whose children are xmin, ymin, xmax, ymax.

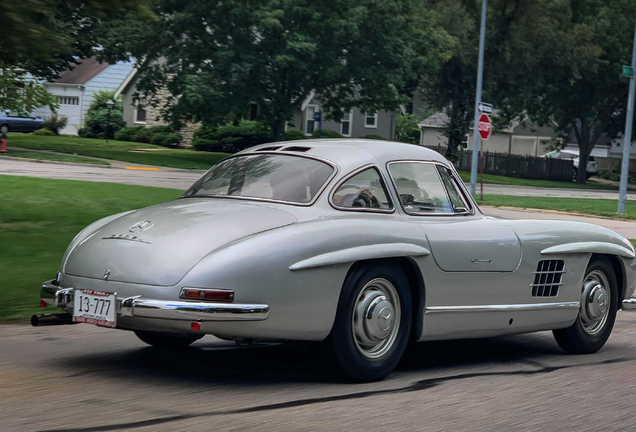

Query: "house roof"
<box><xmin>52</xmin><ymin>57</ymin><xmax>110</xmax><ymax>85</ymax></box>
<box><xmin>418</xmin><ymin>111</ymin><xmax>449</xmax><ymax>128</ymax></box>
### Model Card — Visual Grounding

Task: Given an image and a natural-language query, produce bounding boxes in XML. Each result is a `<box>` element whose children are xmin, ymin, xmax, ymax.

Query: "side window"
<box><xmin>332</xmin><ymin>168</ymin><xmax>392</xmax><ymax>210</ymax></box>
<box><xmin>388</xmin><ymin>162</ymin><xmax>453</xmax><ymax>214</ymax></box>
<box><xmin>436</xmin><ymin>165</ymin><xmax>471</xmax><ymax>213</ymax></box>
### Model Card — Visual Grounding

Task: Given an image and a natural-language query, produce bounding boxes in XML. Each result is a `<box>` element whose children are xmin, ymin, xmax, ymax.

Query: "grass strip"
<box><xmin>0</xmin><ymin>175</ymin><xmax>181</xmax><ymax>321</ymax></box>
<box><xmin>8</xmin><ymin>134</ymin><xmax>229</xmax><ymax>170</ymax></box>
<box><xmin>478</xmin><ymin>194</ymin><xmax>636</xmax><ymax>219</ymax></box>
<box><xmin>458</xmin><ymin>170</ymin><xmax>620</xmax><ymax>191</ymax></box>
<box><xmin>1</xmin><ymin>150</ymin><xmax>110</xmax><ymax>165</ymax></box>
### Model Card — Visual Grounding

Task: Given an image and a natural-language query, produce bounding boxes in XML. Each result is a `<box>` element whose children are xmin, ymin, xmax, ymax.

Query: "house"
<box><xmin>288</xmin><ymin>93</ymin><xmax>397</xmax><ymax>140</ymax></box>
<box><xmin>114</xmin><ymin>68</ymin><xmax>199</xmax><ymax>145</ymax></box>
<box><xmin>419</xmin><ymin>111</ymin><xmax>567</xmax><ymax>156</ymax></box>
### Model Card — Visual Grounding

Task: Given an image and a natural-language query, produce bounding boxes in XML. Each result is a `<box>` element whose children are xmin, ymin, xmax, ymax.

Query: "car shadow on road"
<box><xmin>57</xmin><ymin>331</ymin><xmax>568</xmax><ymax>385</ymax></box>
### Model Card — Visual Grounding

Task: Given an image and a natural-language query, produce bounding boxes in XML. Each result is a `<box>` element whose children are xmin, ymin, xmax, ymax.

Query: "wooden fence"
<box><xmin>423</xmin><ymin>146</ymin><xmax>574</xmax><ymax>181</ymax></box>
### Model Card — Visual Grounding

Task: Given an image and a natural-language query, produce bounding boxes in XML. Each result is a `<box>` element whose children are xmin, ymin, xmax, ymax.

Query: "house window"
<box><xmin>340</xmin><ymin>111</ymin><xmax>352</xmax><ymax>137</ymax></box>
<box><xmin>305</xmin><ymin>105</ymin><xmax>318</xmax><ymax>135</ymax></box>
<box><xmin>57</xmin><ymin>96</ymin><xmax>79</xmax><ymax>105</ymax></box>
<box><xmin>135</xmin><ymin>107</ymin><xmax>147</xmax><ymax>124</ymax></box>
<box><xmin>364</xmin><ymin>113</ymin><xmax>378</xmax><ymax>128</ymax></box>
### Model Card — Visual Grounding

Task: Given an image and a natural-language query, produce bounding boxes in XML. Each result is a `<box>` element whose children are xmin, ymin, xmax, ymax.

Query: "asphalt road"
<box><xmin>2</xmin><ymin>314</ymin><xmax>636</xmax><ymax>432</ymax></box>
<box><xmin>3</xmin><ymin>157</ymin><xmax>636</xmax><ymax>200</ymax></box>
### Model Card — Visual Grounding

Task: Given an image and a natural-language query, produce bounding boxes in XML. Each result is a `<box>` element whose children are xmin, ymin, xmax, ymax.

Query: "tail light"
<box><xmin>180</xmin><ymin>288</ymin><xmax>234</xmax><ymax>302</ymax></box>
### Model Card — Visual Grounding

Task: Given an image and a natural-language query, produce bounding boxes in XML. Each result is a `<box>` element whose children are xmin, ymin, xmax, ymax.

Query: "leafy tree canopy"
<box><xmin>99</xmin><ymin>0</ymin><xmax>452</xmax><ymax>140</ymax></box>
<box><xmin>1</xmin><ymin>0</ymin><xmax>153</xmax><ymax>79</ymax></box>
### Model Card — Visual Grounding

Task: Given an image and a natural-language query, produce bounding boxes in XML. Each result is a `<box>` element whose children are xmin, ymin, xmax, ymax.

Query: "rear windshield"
<box><xmin>183</xmin><ymin>154</ymin><xmax>334</xmax><ymax>204</ymax></box>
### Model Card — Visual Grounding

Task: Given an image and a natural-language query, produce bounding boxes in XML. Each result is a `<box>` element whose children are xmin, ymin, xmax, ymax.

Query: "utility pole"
<box><xmin>470</xmin><ymin>0</ymin><xmax>487</xmax><ymax>196</ymax></box>
<box><xmin>618</xmin><ymin>16</ymin><xmax>636</xmax><ymax>214</ymax></box>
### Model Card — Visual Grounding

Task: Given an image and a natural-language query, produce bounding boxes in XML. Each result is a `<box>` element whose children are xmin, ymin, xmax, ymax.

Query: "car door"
<box><xmin>387</xmin><ymin>161</ymin><xmax>522</xmax><ymax>273</ymax></box>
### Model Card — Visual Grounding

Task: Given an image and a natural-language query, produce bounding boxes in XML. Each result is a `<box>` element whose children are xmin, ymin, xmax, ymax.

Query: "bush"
<box><xmin>150</xmin><ymin>132</ymin><xmax>183</xmax><ymax>147</ymax></box>
<box><xmin>363</xmin><ymin>134</ymin><xmax>387</xmax><ymax>140</ymax></box>
<box><xmin>193</xmin><ymin>121</ymin><xmax>273</xmax><ymax>153</ymax></box>
<box><xmin>395</xmin><ymin>114</ymin><xmax>420</xmax><ymax>144</ymax></box>
<box><xmin>33</xmin><ymin>128</ymin><xmax>56</xmax><ymax>136</ymax></box>
<box><xmin>77</xmin><ymin>127</ymin><xmax>96</xmax><ymax>138</ymax></box>
<box><xmin>42</xmin><ymin>114</ymin><xmax>68</xmax><ymax>135</ymax></box>
<box><xmin>114</xmin><ymin>126</ymin><xmax>144</xmax><ymax>142</ymax></box>
<box><xmin>284</xmin><ymin>129</ymin><xmax>308</xmax><ymax>141</ymax></box>
<box><xmin>84</xmin><ymin>107</ymin><xmax>126</xmax><ymax>139</ymax></box>
<box><xmin>311</xmin><ymin>128</ymin><xmax>343</xmax><ymax>138</ymax></box>
<box><xmin>597</xmin><ymin>169</ymin><xmax>636</xmax><ymax>184</ymax></box>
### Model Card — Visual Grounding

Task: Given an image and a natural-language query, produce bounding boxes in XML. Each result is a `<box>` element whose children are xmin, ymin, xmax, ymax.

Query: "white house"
<box><xmin>32</xmin><ymin>57</ymin><xmax>134</xmax><ymax>135</ymax></box>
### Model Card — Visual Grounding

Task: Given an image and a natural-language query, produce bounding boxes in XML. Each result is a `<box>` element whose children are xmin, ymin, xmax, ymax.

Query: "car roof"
<box><xmin>239</xmin><ymin>139</ymin><xmax>451</xmax><ymax>172</ymax></box>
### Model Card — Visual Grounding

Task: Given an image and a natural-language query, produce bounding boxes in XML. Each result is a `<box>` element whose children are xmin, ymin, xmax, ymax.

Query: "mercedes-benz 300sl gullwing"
<box><xmin>35</xmin><ymin>139</ymin><xmax>636</xmax><ymax>382</ymax></box>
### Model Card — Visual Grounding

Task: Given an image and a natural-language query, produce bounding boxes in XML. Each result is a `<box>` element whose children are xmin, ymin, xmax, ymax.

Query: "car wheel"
<box><xmin>329</xmin><ymin>264</ymin><xmax>412</xmax><ymax>382</ymax></box>
<box><xmin>134</xmin><ymin>330</ymin><xmax>202</xmax><ymax>349</ymax></box>
<box><xmin>553</xmin><ymin>257</ymin><xmax>618</xmax><ymax>354</ymax></box>
<box><xmin>0</xmin><ymin>124</ymin><xmax>8</xmax><ymax>134</ymax></box>
<box><xmin>572</xmin><ymin>167</ymin><xmax>578</xmax><ymax>181</ymax></box>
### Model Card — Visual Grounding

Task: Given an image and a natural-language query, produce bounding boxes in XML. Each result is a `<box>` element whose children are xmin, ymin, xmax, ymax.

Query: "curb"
<box><xmin>481</xmin><ymin>205</ymin><xmax>636</xmax><ymax>222</ymax></box>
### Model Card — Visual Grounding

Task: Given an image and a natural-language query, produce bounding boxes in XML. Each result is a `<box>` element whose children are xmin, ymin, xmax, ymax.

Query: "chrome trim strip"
<box><xmin>41</xmin><ymin>283</ymin><xmax>269</xmax><ymax>322</ymax></box>
<box><xmin>425</xmin><ymin>302</ymin><xmax>580</xmax><ymax>314</ymax></box>
<box><xmin>121</xmin><ymin>297</ymin><xmax>269</xmax><ymax>321</ymax></box>
<box><xmin>541</xmin><ymin>242</ymin><xmax>635</xmax><ymax>259</ymax></box>
<box><xmin>622</xmin><ymin>298</ymin><xmax>636</xmax><ymax>311</ymax></box>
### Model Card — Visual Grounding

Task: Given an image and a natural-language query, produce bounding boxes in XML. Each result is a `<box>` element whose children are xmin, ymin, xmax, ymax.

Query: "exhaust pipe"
<box><xmin>31</xmin><ymin>313</ymin><xmax>76</xmax><ymax>326</ymax></box>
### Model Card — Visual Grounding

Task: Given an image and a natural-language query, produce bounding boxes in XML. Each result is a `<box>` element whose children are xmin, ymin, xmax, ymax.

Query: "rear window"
<box><xmin>183</xmin><ymin>154</ymin><xmax>334</xmax><ymax>204</ymax></box>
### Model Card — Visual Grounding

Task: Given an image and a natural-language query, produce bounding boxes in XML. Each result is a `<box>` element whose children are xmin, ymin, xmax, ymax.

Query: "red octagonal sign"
<box><xmin>478</xmin><ymin>113</ymin><xmax>492</xmax><ymax>140</ymax></box>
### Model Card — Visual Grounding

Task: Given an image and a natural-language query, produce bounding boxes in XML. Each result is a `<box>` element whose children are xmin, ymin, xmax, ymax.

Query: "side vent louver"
<box><xmin>531</xmin><ymin>260</ymin><xmax>565</xmax><ymax>297</ymax></box>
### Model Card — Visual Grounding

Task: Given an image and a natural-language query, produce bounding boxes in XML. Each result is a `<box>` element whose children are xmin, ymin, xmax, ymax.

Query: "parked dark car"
<box><xmin>0</xmin><ymin>110</ymin><xmax>44</xmax><ymax>133</ymax></box>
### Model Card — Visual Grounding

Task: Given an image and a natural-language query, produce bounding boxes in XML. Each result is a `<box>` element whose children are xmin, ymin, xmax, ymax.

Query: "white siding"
<box><xmin>82</xmin><ymin>62</ymin><xmax>134</xmax><ymax>128</ymax></box>
<box><xmin>32</xmin><ymin>85</ymin><xmax>84</xmax><ymax>135</ymax></box>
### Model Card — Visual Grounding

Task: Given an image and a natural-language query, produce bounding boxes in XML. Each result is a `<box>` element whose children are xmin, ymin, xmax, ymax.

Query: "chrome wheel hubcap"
<box><xmin>352</xmin><ymin>278</ymin><xmax>401</xmax><ymax>359</ymax></box>
<box><xmin>580</xmin><ymin>270</ymin><xmax>611</xmax><ymax>335</ymax></box>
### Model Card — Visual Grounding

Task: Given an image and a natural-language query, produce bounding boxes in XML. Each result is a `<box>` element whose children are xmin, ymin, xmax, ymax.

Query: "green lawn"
<box><xmin>458</xmin><ymin>170</ymin><xmax>620</xmax><ymax>191</ymax></box>
<box><xmin>0</xmin><ymin>175</ymin><xmax>181</xmax><ymax>321</ymax></box>
<box><xmin>478</xmin><ymin>194</ymin><xmax>636</xmax><ymax>219</ymax></box>
<box><xmin>7</xmin><ymin>133</ymin><xmax>230</xmax><ymax>169</ymax></box>
<box><xmin>2</xmin><ymin>150</ymin><xmax>110</xmax><ymax>165</ymax></box>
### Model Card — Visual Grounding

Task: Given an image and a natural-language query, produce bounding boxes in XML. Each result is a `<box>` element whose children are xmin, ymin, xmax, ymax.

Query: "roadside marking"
<box><xmin>125</xmin><ymin>166</ymin><xmax>160</xmax><ymax>171</ymax></box>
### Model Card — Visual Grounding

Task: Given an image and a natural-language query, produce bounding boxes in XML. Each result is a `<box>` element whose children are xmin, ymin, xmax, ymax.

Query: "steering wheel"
<box><xmin>352</xmin><ymin>191</ymin><xmax>380</xmax><ymax>208</ymax></box>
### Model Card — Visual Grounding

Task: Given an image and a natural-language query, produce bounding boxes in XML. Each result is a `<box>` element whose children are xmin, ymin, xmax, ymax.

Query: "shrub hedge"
<box><xmin>192</xmin><ymin>121</ymin><xmax>272</xmax><ymax>153</ymax></box>
<box><xmin>311</xmin><ymin>129</ymin><xmax>343</xmax><ymax>138</ymax></box>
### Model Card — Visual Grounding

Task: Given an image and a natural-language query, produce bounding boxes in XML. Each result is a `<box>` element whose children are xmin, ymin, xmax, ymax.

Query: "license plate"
<box><xmin>73</xmin><ymin>289</ymin><xmax>116</xmax><ymax>328</ymax></box>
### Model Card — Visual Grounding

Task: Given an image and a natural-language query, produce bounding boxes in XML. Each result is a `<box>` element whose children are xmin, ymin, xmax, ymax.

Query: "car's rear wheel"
<box><xmin>553</xmin><ymin>257</ymin><xmax>618</xmax><ymax>354</ymax></box>
<box><xmin>0</xmin><ymin>124</ymin><xmax>8</xmax><ymax>134</ymax></box>
<box><xmin>328</xmin><ymin>264</ymin><xmax>412</xmax><ymax>382</ymax></box>
<box><xmin>134</xmin><ymin>330</ymin><xmax>202</xmax><ymax>349</ymax></box>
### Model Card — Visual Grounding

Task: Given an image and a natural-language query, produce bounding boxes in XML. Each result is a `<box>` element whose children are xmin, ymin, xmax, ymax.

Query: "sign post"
<box><xmin>618</xmin><ymin>17</ymin><xmax>636</xmax><ymax>214</ymax></box>
<box><xmin>477</xmin><ymin>113</ymin><xmax>491</xmax><ymax>201</ymax></box>
<box><xmin>470</xmin><ymin>0</ymin><xmax>488</xmax><ymax>197</ymax></box>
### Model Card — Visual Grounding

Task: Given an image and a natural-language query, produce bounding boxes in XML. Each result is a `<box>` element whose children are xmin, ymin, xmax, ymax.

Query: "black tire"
<box><xmin>134</xmin><ymin>330</ymin><xmax>202</xmax><ymax>349</ymax></box>
<box><xmin>328</xmin><ymin>264</ymin><xmax>412</xmax><ymax>382</ymax></box>
<box><xmin>553</xmin><ymin>257</ymin><xmax>618</xmax><ymax>354</ymax></box>
<box><xmin>0</xmin><ymin>124</ymin><xmax>8</xmax><ymax>134</ymax></box>
<box><xmin>572</xmin><ymin>167</ymin><xmax>578</xmax><ymax>182</ymax></box>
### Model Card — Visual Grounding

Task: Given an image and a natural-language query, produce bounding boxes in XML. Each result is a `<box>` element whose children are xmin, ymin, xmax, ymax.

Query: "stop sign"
<box><xmin>477</xmin><ymin>113</ymin><xmax>492</xmax><ymax>140</ymax></box>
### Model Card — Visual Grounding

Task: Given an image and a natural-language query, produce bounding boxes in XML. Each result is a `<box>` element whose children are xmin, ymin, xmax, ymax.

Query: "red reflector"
<box><xmin>39</xmin><ymin>300</ymin><xmax>47</xmax><ymax>308</ymax></box>
<box><xmin>202</xmin><ymin>290</ymin><xmax>234</xmax><ymax>301</ymax></box>
<box><xmin>191</xmin><ymin>322</ymin><xmax>201</xmax><ymax>331</ymax></box>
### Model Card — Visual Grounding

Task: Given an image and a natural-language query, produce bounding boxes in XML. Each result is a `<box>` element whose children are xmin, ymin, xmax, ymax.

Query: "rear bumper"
<box><xmin>40</xmin><ymin>281</ymin><xmax>270</xmax><ymax>322</ymax></box>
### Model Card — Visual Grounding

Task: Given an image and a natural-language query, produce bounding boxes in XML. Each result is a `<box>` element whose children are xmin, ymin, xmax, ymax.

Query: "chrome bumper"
<box><xmin>41</xmin><ymin>281</ymin><xmax>270</xmax><ymax>322</ymax></box>
<box><xmin>622</xmin><ymin>298</ymin><xmax>636</xmax><ymax>311</ymax></box>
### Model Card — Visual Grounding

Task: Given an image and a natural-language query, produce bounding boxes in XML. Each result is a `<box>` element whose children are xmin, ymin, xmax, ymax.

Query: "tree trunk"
<box><xmin>272</xmin><ymin>118</ymin><xmax>286</xmax><ymax>142</ymax></box>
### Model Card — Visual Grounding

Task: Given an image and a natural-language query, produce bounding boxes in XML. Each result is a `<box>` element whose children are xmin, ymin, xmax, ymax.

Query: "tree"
<box><xmin>0</xmin><ymin>66</ymin><xmax>58</xmax><ymax>114</ymax></box>
<box><xmin>419</xmin><ymin>0</ymin><xmax>596</xmax><ymax>163</ymax></box>
<box><xmin>80</xmin><ymin>91</ymin><xmax>126</xmax><ymax>139</ymax></box>
<box><xmin>1</xmin><ymin>0</ymin><xmax>153</xmax><ymax>79</ymax></box>
<box><xmin>99</xmin><ymin>0</ymin><xmax>451</xmax><ymax>141</ymax></box>
<box><xmin>517</xmin><ymin>0</ymin><xmax>636</xmax><ymax>183</ymax></box>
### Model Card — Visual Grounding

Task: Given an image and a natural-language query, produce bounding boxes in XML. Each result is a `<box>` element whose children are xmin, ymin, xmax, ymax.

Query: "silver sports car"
<box><xmin>35</xmin><ymin>139</ymin><xmax>636</xmax><ymax>381</ymax></box>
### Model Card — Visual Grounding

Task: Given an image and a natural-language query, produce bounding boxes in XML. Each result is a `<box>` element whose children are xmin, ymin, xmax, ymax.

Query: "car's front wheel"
<box><xmin>553</xmin><ymin>257</ymin><xmax>618</xmax><ymax>353</ymax></box>
<box><xmin>134</xmin><ymin>330</ymin><xmax>202</xmax><ymax>349</ymax></box>
<box><xmin>328</xmin><ymin>264</ymin><xmax>412</xmax><ymax>382</ymax></box>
